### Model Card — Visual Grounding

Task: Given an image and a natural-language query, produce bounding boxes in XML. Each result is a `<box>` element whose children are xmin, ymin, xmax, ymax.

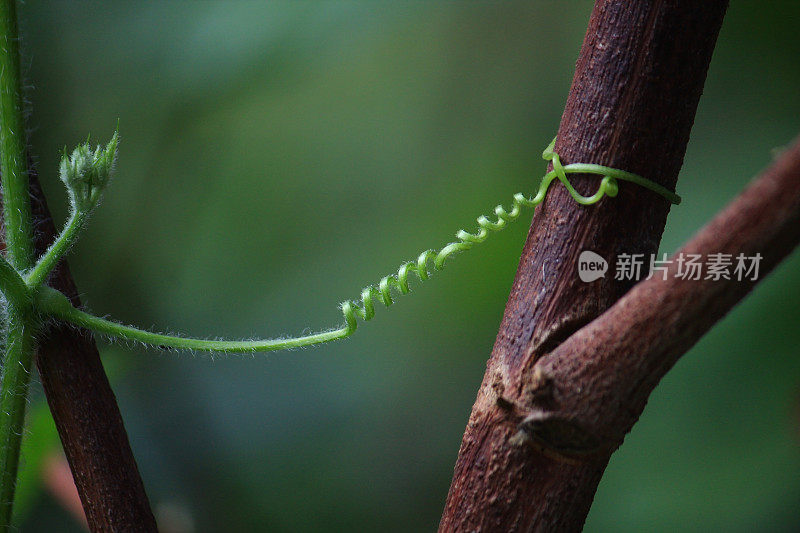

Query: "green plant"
<box><xmin>35</xmin><ymin>136</ymin><xmax>678</xmax><ymax>351</ymax></box>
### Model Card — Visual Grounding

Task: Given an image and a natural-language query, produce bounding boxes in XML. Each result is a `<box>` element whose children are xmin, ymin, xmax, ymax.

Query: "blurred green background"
<box><xmin>12</xmin><ymin>1</ymin><xmax>799</xmax><ymax>531</ymax></box>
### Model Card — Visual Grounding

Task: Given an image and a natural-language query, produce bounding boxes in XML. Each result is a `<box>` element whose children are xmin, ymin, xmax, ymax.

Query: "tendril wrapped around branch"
<box><xmin>339</xmin><ymin>138</ymin><xmax>680</xmax><ymax>335</ymax></box>
<box><xmin>34</xmin><ymin>137</ymin><xmax>679</xmax><ymax>353</ymax></box>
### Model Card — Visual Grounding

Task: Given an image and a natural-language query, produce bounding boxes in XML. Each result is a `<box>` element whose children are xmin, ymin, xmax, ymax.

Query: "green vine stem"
<box><xmin>35</xmin><ymin>139</ymin><xmax>679</xmax><ymax>354</ymax></box>
<box><xmin>0</xmin><ymin>0</ymin><xmax>31</xmax><ymax>269</ymax></box>
<box><xmin>0</xmin><ymin>305</ymin><xmax>36</xmax><ymax>526</ymax></box>
<box><xmin>0</xmin><ymin>254</ymin><xmax>27</xmax><ymax>305</ymax></box>
<box><xmin>25</xmin><ymin>211</ymin><xmax>84</xmax><ymax>288</ymax></box>
<box><xmin>0</xmin><ymin>0</ymin><xmax>38</xmax><ymax>527</ymax></box>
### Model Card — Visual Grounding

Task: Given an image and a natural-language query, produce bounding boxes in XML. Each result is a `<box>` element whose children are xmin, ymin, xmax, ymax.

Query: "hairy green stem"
<box><xmin>0</xmin><ymin>306</ymin><xmax>35</xmax><ymax>526</ymax></box>
<box><xmin>37</xmin><ymin>286</ymin><xmax>349</xmax><ymax>352</ymax></box>
<box><xmin>26</xmin><ymin>211</ymin><xmax>85</xmax><ymax>289</ymax></box>
<box><xmin>0</xmin><ymin>0</ymin><xmax>32</xmax><ymax>269</ymax></box>
<box><xmin>0</xmin><ymin>0</ymin><xmax>38</xmax><ymax>528</ymax></box>
<box><xmin>0</xmin><ymin>254</ymin><xmax>26</xmax><ymax>305</ymax></box>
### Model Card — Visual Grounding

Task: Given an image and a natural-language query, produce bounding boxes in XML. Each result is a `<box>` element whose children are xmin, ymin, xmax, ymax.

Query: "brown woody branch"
<box><xmin>441</xmin><ymin>1</ymin><xmax>729</xmax><ymax>531</ymax></box>
<box><xmin>529</xmin><ymin>136</ymin><xmax>800</xmax><ymax>456</ymax></box>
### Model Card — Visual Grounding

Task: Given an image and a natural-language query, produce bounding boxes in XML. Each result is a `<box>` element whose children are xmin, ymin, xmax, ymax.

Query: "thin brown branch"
<box><xmin>28</xmin><ymin>166</ymin><xmax>157</xmax><ymax>530</ymax></box>
<box><xmin>0</xmin><ymin>161</ymin><xmax>156</xmax><ymax>529</ymax></box>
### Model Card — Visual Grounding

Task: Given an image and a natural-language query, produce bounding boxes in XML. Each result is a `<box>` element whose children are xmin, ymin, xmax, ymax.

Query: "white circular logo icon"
<box><xmin>578</xmin><ymin>250</ymin><xmax>608</xmax><ymax>282</ymax></box>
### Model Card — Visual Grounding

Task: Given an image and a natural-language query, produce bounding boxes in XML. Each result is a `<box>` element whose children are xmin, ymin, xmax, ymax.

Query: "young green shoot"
<box><xmin>25</xmin><ymin>131</ymin><xmax>119</xmax><ymax>290</ymax></box>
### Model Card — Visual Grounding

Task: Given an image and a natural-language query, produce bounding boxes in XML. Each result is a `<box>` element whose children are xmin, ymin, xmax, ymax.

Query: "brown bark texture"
<box><xmin>440</xmin><ymin>1</ymin><xmax>729</xmax><ymax>531</ymax></box>
<box><xmin>26</xmin><ymin>173</ymin><xmax>158</xmax><ymax>530</ymax></box>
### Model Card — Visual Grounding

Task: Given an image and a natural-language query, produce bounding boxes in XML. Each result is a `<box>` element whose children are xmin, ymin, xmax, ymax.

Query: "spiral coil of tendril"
<box><xmin>339</xmin><ymin>137</ymin><xmax>680</xmax><ymax>335</ymax></box>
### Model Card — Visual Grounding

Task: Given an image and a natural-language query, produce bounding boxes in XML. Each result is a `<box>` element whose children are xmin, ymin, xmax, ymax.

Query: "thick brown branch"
<box><xmin>441</xmin><ymin>1</ymin><xmax>728</xmax><ymax>531</ymax></box>
<box><xmin>529</xmin><ymin>136</ymin><xmax>800</xmax><ymax>454</ymax></box>
<box><xmin>28</xmin><ymin>173</ymin><xmax>157</xmax><ymax>530</ymax></box>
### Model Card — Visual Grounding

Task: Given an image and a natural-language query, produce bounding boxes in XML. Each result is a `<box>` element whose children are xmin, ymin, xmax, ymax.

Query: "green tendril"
<box><xmin>36</xmin><ymin>137</ymin><xmax>679</xmax><ymax>353</ymax></box>
<box><xmin>338</xmin><ymin>138</ymin><xmax>679</xmax><ymax>335</ymax></box>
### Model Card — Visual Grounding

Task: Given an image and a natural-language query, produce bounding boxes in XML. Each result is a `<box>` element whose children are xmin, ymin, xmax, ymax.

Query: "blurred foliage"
<box><xmin>12</xmin><ymin>1</ymin><xmax>800</xmax><ymax>531</ymax></box>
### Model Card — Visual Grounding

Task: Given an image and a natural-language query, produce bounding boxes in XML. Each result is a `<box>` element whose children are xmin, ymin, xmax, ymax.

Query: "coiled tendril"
<box><xmin>339</xmin><ymin>137</ymin><xmax>680</xmax><ymax>335</ymax></box>
<box><xmin>37</xmin><ymin>137</ymin><xmax>680</xmax><ymax>353</ymax></box>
